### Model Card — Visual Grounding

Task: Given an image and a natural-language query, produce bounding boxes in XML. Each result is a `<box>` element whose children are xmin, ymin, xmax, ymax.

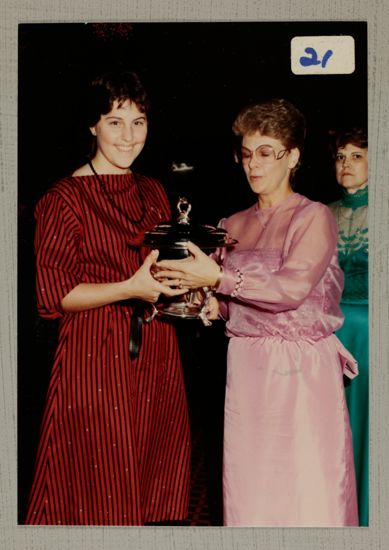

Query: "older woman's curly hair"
<box><xmin>232</xmin><ymin>98</ymin><xmax>306</xmax><ymax>153</ymax></box>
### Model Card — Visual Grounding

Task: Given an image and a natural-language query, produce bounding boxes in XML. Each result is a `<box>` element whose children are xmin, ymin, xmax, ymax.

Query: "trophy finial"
<box><xmin>177</xmin><ymin>197</ymin><xmax>191</xmax><ymax>225</ymax></box>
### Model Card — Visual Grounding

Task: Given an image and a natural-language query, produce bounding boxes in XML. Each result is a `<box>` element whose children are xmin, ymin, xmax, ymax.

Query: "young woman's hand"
<box><xmin>155</xmin><ymin>242</ymin><xmax>222</xmax><ymax>289</ymax></box>
<box><xmin>61</xmin><ymin>250</ymin><xmax>188</xmax><ymax>312</ymax></box>
<box><xmin>124</xmin><ymin>249</ymin><xmax>188</xmax><ymax>303</ymax></box>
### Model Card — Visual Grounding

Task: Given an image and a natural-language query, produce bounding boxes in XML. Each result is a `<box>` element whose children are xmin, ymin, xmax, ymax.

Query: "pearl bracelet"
<box><xmin>231</xmin><ymin>268</ymin><xmax>243</xmax><ymax>298</ymax></box>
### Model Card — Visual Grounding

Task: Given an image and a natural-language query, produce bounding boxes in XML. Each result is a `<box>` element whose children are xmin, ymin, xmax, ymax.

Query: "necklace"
<box><xmin>88</xmin><ymin>160</ymin><xmax>146</xmax><ymax>225</ymax></box>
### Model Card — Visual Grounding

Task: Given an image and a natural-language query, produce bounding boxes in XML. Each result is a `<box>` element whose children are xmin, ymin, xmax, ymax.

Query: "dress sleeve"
<box><xmin>209</xmin><ymin>218</ymin><xmax>229</xmax><ymax>321</ymax></box>
<box><xmin>217</xmin><ymin>204</ymin><xmax>339</xmax><ymax>313</ymax></box>
<box><xmin>34</xmin><ymin>191</ymin><xmax>83</xmax><ymax>319</ymax></box>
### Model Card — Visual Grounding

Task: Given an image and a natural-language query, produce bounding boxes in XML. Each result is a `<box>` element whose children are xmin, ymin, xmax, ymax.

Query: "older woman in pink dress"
<box><xmin>156</xmin><ymin>99</ymin><xmax>359</xmax><ymax>527</ymax></box>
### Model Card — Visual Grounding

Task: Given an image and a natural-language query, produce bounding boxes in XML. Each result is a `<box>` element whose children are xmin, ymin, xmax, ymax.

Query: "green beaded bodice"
<box><xmin>329</xmin><ymin>186</ymin><xmax>368</xmax><ymax>304</ymax></box>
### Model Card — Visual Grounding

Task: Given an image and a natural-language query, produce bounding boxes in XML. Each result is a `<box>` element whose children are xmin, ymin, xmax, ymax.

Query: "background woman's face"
<box><xmin>90</xmin><ymin>99</ymin><xmax>148</xmax><ymax>173</ymax></box>
<box><xmin>335</xmin><ymin>143</ymin><xmax>368</xmax><ymax>194</ymax></box>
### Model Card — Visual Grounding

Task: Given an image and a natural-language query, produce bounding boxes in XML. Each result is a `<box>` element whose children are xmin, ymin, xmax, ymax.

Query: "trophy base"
<box><xmin>159</xmin><ymin>301</ymin><xmax>203</xmax><ymax>319</ymax></box>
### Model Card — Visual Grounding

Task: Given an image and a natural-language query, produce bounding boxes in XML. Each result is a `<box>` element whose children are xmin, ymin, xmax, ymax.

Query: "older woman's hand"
<box><xmin>155</xmin><ymin>241</ymin><xmax>222</xmax><ymax>289</ymax></box>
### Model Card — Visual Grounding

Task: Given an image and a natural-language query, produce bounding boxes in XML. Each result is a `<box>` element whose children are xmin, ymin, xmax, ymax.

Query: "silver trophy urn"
<box><xmin>131</xmin><ymin>197</ymin><xmax>237</xmax><ymax>325</ymax></box>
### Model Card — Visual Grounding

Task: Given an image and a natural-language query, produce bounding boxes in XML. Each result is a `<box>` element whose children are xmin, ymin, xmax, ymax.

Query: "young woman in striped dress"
<box><xmin>24</xmin><ymin>70</ymin><xmax>191</xmax><ymax>525</ymax></box>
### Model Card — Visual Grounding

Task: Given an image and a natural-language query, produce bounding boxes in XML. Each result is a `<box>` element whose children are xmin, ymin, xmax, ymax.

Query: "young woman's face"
<box><xmin>335</xmin><ymin>143</ymin><xmax>368</xmax><ymax>194</ymax></box>
<box><xmin>241</xmin><ymin>132</ymin><xmax>299</xmax><ymax>204</ymax></box>
<box><xmin>90</xmin><ymin>99</ymin><xmax>148</xmax><ymax>173</ymax></box>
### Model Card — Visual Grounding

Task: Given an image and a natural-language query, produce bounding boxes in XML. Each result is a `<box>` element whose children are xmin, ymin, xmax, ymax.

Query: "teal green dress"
<box><xmin>329</xmin><ymin>187</ymin><xmax>368</xmax><ymax>526</ymax></box>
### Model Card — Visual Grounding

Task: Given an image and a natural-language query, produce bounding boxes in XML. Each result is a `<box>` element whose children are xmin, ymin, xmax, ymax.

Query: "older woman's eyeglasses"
<box><xmin>239</xmin><ymin>144</ymin><xmax>289</xmax><ymax>164</ymax></box>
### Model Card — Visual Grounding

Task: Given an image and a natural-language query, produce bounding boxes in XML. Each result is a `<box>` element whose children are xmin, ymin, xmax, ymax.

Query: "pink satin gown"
<box><xmin>216</xmin><ymin>192</ymin><xmax>359</xmax><ymax>527</ymax></box>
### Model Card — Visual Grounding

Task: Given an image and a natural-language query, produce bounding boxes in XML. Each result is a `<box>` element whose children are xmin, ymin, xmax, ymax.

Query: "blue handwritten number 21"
<box><xmin>299</xmin><ymin>47</ymin><xmax>333</xmax><ymax>68</ymax></box>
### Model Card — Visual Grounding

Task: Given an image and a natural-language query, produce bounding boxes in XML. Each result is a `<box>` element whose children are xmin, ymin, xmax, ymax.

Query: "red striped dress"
<box><xmin>24</xmin><ymin>173</ymin><xmax>191</xmax><ymax>525</ymax></box>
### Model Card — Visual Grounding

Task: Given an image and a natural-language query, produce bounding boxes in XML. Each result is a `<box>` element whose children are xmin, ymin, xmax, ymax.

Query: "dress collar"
<box><xmin>254</xmin><ymin>191</ymin><xmax>297</xmax><ymax>215</ymax></box>
<box><xmin>341</xmin><ymin>186</ymin><xmax>368</xmax><ymax>210</ymax></box>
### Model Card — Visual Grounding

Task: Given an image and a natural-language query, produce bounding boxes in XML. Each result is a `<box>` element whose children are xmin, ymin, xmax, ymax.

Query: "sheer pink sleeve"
<box><xmin>217</xmin><ymin>204</ymin><xmax>339</xmax><ymax>313</ymax></box>
<box><xmin>209</xmin><ymin>218</ymin><xmax>229</xmax><ymax>321</ymax></box>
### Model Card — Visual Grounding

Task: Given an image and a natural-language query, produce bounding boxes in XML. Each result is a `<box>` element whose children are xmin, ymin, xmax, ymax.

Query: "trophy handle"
<box><xmin>198</xmin><ymin>287</ymin><xmax>213</xmax><ymax>327</ymax></box>
<box><xmin>177</xmin><ymin>197</ymin><xmax>192</xmax><ymax>225</ymax></box>
<box><xmin>144</xmin><ymin>304</ymin><xmax>159</xmax><ymax>323</ymax></box>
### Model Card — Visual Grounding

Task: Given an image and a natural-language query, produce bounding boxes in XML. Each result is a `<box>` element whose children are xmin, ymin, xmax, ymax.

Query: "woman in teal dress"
<box><xmin>328</xmin><ymin>127</ymin><xmax>368</xmax><ymax>526</ymax></box>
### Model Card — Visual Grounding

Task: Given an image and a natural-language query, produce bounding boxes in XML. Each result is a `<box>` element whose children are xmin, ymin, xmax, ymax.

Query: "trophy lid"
<box><xmin>130</xmin><ymin>197</ymin><xmax>237</xmax><ymax>258</ymax></box>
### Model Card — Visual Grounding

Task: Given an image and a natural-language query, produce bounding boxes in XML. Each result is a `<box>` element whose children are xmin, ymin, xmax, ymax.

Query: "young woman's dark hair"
<box><xmin>85</xmin><ymin>69</ymin><xmax>150</xmax><ymax>128</ymax></box>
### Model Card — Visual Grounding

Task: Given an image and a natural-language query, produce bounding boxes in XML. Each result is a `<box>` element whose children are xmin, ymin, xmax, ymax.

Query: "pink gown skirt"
<box><xmin>223</xmin><ymin>334</ymin><xmax>359</xmax><ymax>527</ymax></box>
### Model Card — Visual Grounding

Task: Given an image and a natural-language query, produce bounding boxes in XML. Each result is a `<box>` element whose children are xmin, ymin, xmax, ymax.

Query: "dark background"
<box><xmin>18</xmin><ymin>22</ymin><xmax>367</xmax><ymax>524</ymax></box>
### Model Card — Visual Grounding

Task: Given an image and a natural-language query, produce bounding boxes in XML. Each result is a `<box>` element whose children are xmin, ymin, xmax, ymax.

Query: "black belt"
<box><xmin>115</xmin><ymin>299</ymin><xmax>146</xmax><ymax>360</ymax></box>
